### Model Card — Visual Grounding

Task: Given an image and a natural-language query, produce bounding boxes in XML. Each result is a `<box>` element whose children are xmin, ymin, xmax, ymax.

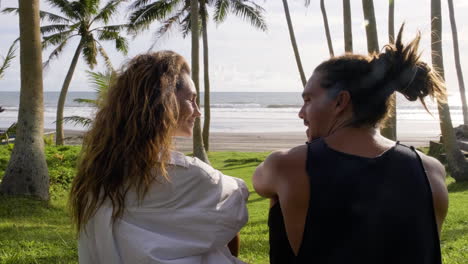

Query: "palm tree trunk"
<box><xmin>56</xmin><ymin>41</ymin><xmax>83</xmax><ymax>145</ymax></box>
<box><xmin>201</xmin><ymin>1</ymin><xmax>210</xmax><ymax>152</ymax></box>
<box><xmin>447</xmin><ymin>0</ymin><xmax>468</xmax><ymax>126</ymax></box>
<box><xmin>0</xmin><ymin>0</ymin><xmax>49</xmax><ymax>200</ymax></box>
<box><xmin>282</xmin><ymin>0</ymin><xmax>307</xmax><ymax>87</ymax></box>
<box><xmin>320</xmin><ymin>0</ymin><xmax>334</xmax><ymax>57</ymax></box>
<box><xmin>431</xmin><ymin>0</ymin><xmax>468</xmax><ymax>181</ymax></box>
<box><xmin>381</xmin><ymin>0</ymin><xmax>397</xmax><ymax>141</ymax></box>
<box><xmin>388</xmin><ymin>0</ymin><xmax>395</xmax><ymax>44</ymax></box>
<box><xmin>343</xmin><ymin>0</ymin><xmax>353</xmax><ymax>52</ymax></box>
<box><xmin>191</xmin><ymin>0</ymin><xmax>209</xmax><ymax>163</ymax></box>
<box><xmin>362</xmin><ymin>0</ymin><xmax>379</xmax><ymax>54</ymax></box>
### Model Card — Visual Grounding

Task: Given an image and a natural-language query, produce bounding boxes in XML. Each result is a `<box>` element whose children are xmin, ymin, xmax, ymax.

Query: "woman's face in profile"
<box><xmin>174</xmin><ymin>73</ymin><xmax>201</xmax><ymax>137</ymax></box>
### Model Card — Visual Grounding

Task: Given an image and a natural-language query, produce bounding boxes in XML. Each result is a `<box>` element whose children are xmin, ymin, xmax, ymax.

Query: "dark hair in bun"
<box><xmin>314</xmin><ymin>24</ymin><xmax>446</xmax><ymax>127</ymax></box>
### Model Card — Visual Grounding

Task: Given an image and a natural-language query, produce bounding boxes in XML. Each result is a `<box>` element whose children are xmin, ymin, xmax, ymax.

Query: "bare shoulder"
<box><xmin>253</xmin><ymin>145</ymin><xmax>308</xmax><ymax>198</ymax></box>
<box><xmin>264</xmin><ymin>145</ymin><xmax>308</xmax><ymax>171</ymax></box>
<box><xmin>416</xmin><ymin>150</ymin><xmax>448</xmax><ymax>234</ymax></box>
<box><xmin>265</xmin><ymin>145</ymin><xmax>308</xmax><ymax>188</ymax></box>
<box><xmin>416</xmin><ymin>150</ymin><xmax>446</xmax><ymax>181</ymax></box>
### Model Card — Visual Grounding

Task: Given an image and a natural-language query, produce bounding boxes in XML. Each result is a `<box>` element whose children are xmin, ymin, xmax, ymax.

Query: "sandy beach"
<box><xmin>57</xmin><ymin>129</ymin><xmax>441</xmax><ymax>152</ymax></box>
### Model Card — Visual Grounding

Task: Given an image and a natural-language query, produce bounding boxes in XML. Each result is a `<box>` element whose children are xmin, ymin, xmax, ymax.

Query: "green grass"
<box><xmin>0</xmin><ymin>146</ymin><xmax>467</xmax><ymax>263</ymax></box>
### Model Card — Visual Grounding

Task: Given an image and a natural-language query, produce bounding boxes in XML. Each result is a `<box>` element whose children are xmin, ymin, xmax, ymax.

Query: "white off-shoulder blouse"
<box><xmin>78</xmin><ymin>151</ymin><xmax>249</xmax><ymax>264</ymax></box>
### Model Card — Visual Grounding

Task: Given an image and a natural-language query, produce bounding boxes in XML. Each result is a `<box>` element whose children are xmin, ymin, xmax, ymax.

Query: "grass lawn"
<box><xmin>0</xmin><ymin>145</ymin><xmax>467</xmax><ymax>263</ymax></box>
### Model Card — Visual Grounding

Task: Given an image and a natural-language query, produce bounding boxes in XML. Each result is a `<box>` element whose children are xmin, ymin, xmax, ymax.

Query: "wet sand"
<box><xmin>59</xmin><ymin>130</ymin><xmax>439</xmax><ymax>152</ymax></box>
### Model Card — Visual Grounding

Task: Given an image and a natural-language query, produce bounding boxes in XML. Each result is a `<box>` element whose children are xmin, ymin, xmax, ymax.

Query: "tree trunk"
<box><xmin>320</xmin><ymin>0</ymin><xmax>334</xmax><ymax>57</ymax></box>
<box><xmin>282</xmin><ymin>0</ymin><xmax>307</xmax><ymax>87</ymax></box>
<box><xmin>431</xmin><ymin>0</ymin><xmax>468</xmax><ymax>181</ymax></box>
<box><xmin>388</xmin><ymin>0</ymin><xmax>395</xmax><ymax>44</ymax></box>
<box><xmin>381</xmin><ymin>0</ymin><xmax>397</xmax><ymax>141</ymax></box>
<box><xmin>0</xmin><ymin>0</ymin><xmax>49</xmax><ymax>200</ymax></box>
<box><xmin>201</xmin><ymin>1</ymin><xmax>210</xmax><ymax>152</ymax></box>
<box><xmin>362</xmin><ymin>0</ymin><xmax>379</xmax><ymax>54</ymax></box>
<box><xmin>190</xmin><ymin>0</ymin><xmax>209</xmax><ymax>163</ymax></box>
<box><xmin>56</xmin><ymin>41</ymin><xmax>83</xmax><ymax>145</ymax></box>
<box><xmin>343</xmin><ymin>0</ymin><xmax>353</xmax><ymax>52</ymax></box>
<box><xmin>447</xmin><ymin>0</ymin><xmax>468</xmax><ymax>126</ymax></box>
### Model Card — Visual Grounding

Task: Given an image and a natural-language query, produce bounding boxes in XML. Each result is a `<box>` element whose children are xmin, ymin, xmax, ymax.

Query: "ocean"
<box><xmin>0</xmin><ymin>91</ymin><xmax>464</xmax><ymax>138</ymax></box>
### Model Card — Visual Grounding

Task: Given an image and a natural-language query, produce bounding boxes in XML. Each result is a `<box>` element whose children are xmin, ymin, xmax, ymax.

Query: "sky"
<box><xmin>0</xmin><ymin>0</ymin><xmax>467</xmax><ymax>98</ymax></box>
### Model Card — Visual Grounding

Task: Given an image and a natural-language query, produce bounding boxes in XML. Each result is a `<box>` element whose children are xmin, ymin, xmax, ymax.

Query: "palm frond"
<box><xmin>180</xmin><ymin>12</ymin><xmax>192</xmax><ymax>38</ymax></box>
<box><xmin>1</xmin><ymin>7</ymin><xmax>18</xmax><ymax>15</ymax></box>
<box><xmin>0</xmin><ymin>40</ymin><xmax>18</xmax><ymax>79</ymax></box>
<box><xmin>155</xmin><ymin>9</ymin><xmax>186</xmax><ymax>40</ymax></box>
<box><xmin>92</xmin><ymin>0</ymin><xmax>125</xmax><ymax>24</ymax></box>
<box><xmin>128</xmin><ymin>0</ymin><xmax>183</xmax><ymax>34</ymax></box>
<box><xmin>86</xmin><ymin>70</ymin><xmax>113</xmax><ymax>106</ymax></box>
<box><xmin>63</xmin><ymin>116</ymin><xmax>93</xmax><ymax>127</ymax></box>
<box><xmin>230</xmin><ymin>0</ymin><xmax>267</xmax><ymax>31</ymax></box>
<box><xmin>97</xmin><ymin>45</ymin><xmax>114</xmax><ymax>71</ymax></box>
<box><xmin>93</xmin><ymin>24</ymin><xmax>130</xmax><ymax>33</ymax></box>
<box><xmin>96</xmin><ymin>29</ymin><xmax>129</xmax><ymax>55</ymax></box>
<box><xmin>213</xmin><ymin>0</ymin><xmax>230</xmax><ymax>23</ymax></box>
<box><xmin>114</xmin><ymin>35</ymin><xmax>129</xmax><ymax>55</ymax></box>
<box><xmin>129</xmin><ymin>0</ymin><xmax>153</xmax><ymax>10</ymax></box>
<box><xmin>69</xmin><ymin>0</ymin><xmax>87</xmax><ymax>19</ymax></box>
<box><xmin>42</xmin><ymin>29</ymin><xmax>75</xmax><ymax>49</ymax></box>
<box><xmin>81</xmin><ymin>0</ymin><xmax>100</xmax><ymax>15</ymax></box>
<box><xmin>40</xmin><ymin>10</ymin><xmax>71</xmax><ymax>23</ymax></box>
<box><xmin>43</xmin><ymin>36</ymin><xmax>74</xmax><ymax>69</ymax></box>
<box><xmin>86</xmin><ymin>70</ymin><xmax>112</xmax><ymax>94</ymax></box>
<box><xmin>82</xmin><ymin>33</ymin><xmax>98</xmax><ymax>69</ymax></box>
<box><xmin>45</xmin><ymin>0</ymin><xmax>77</xmax><ymax>18</ymax></box>
<box><xmin>40</xmin><ymin>24</ymin><xmax>71</xmax><ymax>35</ymax></box>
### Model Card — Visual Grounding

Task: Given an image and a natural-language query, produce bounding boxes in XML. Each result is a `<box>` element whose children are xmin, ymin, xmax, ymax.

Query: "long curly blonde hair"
<box><xmin>70</xmin><ymin>51</ymin><xmax>190</xmax><ymax>233</ymax></box>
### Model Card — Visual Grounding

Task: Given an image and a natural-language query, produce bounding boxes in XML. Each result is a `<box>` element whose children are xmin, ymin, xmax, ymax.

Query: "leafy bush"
<box><xmin>0</xmin><ymin>145</ymin><xmax>81</xmax><ymax>191</ymax></box>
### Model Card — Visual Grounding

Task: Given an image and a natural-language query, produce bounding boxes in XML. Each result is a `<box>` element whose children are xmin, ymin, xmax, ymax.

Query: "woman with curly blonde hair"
<box><xmin>70</xmin><ymin>51</ymin><xmax>248</xmax><ymax>264</ymax></box>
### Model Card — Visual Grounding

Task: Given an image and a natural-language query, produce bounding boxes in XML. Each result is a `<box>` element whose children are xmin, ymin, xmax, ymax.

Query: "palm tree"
<box><xmin>4</xmin><ymin>0</ymin><xmax>129</xmax><ymax>145</ymax></box>
<box><xmin>0</xmin><ymin>0</ymin><xmax>49</xmax><ymax>199</ymax></box>
<box><xmin>388</xmin><ymin>0</ymin><xmax>395</xmax><ymax>44</ymax></box>
<box><xmin>128</xmin><ymin>0</ymin><xmax>266</xmax><ymax>153</ymax></box>
<box><xmin>343</xmin><ymin>0</ymin><xmax>352</xmax><ymax>52</ymax></box>
<box><xmin>63</xmin><ymin>70</ymin><xmax>112</xmax><ymax>128</ymax></box>
<box><xmin>362</xmin><ymin>0</ymin><xmax>379</xmax><ymax>54</ymax></box>
<box><xmin>190</xmin><ymin>0</ymin><xmax>209</xmax><ymax>162</ymax></box>
<box><xmin>447</xmin><ymin>0</ymin><xmax>468</xmax><ymax>127</ymax></box>
<box><xmin>381</xmin><ymin>0</ymin><xmax>397</xmax><ymax>141</ymax></box>
<box><xmin>200</xmin><ymin>0</ymin><xmax>211</xmax><ymax>152</ymax></box>
<box><xmin>305</xmin><ymin>0</ymin><xmax>333</xmax><ymax>57</ymax></box>
<box><xmin>361</xmin><ymin>0</ymin><xmax>396</xmax><ymax>140</ymax></box>
<box><xmin>282</xmin><ymin>0</ymin><xmax>306</xmax><ymax>87</ymax></box>
<box><xmin>431</xmin><ymin>0</ymin><xmax>468</xmax><ymax>181</ymax></box>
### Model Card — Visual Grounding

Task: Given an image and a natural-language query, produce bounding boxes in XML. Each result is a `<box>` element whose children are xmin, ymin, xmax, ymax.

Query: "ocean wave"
<box><xmin>266</xmin><ymin>104</ymin><xmax>302</xmax><ymax>108</ymax></box>
<box><xmin>209</xmin><ymin>103</ymin><xmax>262</xmax><ymax>108</ymax></box>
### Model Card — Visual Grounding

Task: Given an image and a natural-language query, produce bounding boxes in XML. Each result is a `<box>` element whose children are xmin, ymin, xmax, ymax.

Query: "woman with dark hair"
<box><xmin>70</xmin><ymin>51</ymin><xmax>248</xmax><ymax>264</ymax></box>
<box><xmin>253</xmin><ymin>27</ymin><xmax>448</xmax><ymax>264</ymax></box>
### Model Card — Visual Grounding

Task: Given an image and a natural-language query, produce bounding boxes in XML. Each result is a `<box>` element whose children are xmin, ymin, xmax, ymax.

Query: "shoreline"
<box><xmin>55</xmin><ymin>129</ymin><xmax>438</xmax><ymax>152</ymax></box>
<box><xmin>1</xmin><ymin>128</ymin><xmax>444</xmax><ymax>152</ymax></box>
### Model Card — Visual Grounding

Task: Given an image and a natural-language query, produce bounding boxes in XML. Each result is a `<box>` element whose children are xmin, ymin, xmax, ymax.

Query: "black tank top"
<box><xmin>268</xmin><ymin>138</ymin><xmax>441</xmax><ymax>264</ymax></box>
